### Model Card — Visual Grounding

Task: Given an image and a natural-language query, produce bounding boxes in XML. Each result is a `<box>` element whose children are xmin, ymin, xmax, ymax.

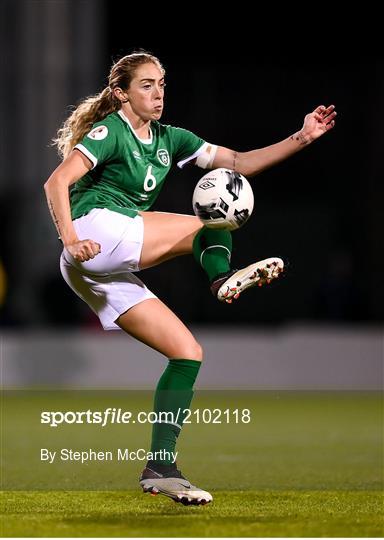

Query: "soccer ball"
<box><xmin>192</xmin><ymin>168</ymin><xmax>254</xmax><ymax>231</ymax></box>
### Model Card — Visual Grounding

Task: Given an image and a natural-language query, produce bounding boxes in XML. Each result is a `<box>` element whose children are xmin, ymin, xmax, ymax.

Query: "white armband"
<box><xmin>74</xmin><ymin>144</ymin><xmax>98</xmax><ymax>169</ymax></box>
<box><xmin>195</xmin><ymin>143</ymin><xmax>218</xmax><ymax>169</ymax></box>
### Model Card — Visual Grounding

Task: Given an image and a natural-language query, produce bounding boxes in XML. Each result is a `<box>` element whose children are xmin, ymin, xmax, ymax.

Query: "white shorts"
<box><xmin>60</xmin><ymin>208</ymin><xmax>157</xmax><ymax>330</ymax></box>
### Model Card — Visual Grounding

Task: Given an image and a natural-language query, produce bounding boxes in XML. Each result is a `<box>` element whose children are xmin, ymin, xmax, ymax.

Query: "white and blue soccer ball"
<box><xmin>192</xmin><ymin>168</ymin><xmax>254</xmax><ymax>231</ymax></box>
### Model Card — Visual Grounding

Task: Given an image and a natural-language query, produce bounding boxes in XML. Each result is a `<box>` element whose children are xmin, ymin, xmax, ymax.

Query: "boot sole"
<box><xmin>217</xmin><ymin>257</ymin><xmax>284</xmax><ymax>302</ymax></box>
<box><xmin>141</xmin><ymin>482</ymin><xmax>212</xmax><ymax>506</ymax></box>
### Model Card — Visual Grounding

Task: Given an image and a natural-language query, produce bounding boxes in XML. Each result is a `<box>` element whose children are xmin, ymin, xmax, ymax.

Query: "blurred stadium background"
<box><xmin>0</xmin><ymin>0</ymin><xmax>382</xmax><ymax>388</ymax></box>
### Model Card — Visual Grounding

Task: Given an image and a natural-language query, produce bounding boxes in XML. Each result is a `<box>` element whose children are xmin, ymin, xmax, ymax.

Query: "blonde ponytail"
<box><xmin>53</xmin><ymin>87</ymin><xmax>119</xmax><ymax>159</ymax></box>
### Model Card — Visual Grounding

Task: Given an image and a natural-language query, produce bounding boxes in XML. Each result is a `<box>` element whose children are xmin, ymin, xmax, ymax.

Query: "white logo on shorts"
<box><xmin>157</xmin><ymin>149</ymin><xmax>170</xmax><ymax>166</ymax></box>
<box><xmin>87</xmin><ymin>125</ymin><xmax>109</xmax><ymax>140</ymax></box>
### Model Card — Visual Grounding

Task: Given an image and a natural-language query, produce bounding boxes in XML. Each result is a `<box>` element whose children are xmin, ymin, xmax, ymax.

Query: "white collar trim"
<box><xmin>118</xmin><ymin>110</ymin><xmax>153</xmax><ymax>144</ymax></box>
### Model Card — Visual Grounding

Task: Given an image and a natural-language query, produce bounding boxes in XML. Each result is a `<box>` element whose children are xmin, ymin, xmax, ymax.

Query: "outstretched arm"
<box><xmin>212</xmin><ymin>105</ymin><xmax>336</xmax><ymax>177</ymax></box>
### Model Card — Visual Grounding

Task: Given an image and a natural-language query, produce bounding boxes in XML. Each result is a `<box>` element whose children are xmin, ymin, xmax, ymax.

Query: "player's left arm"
<box><xmin>211</xmin><ymin>104</ymin><xmax>336</xmax><ymax>177</ymax></box>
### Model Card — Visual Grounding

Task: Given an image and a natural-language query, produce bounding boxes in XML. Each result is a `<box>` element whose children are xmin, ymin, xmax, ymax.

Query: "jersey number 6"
<box><xmin>144</xmin><ymin>165</ymin><xmax>157</xmax><ymax>192</ymax></box>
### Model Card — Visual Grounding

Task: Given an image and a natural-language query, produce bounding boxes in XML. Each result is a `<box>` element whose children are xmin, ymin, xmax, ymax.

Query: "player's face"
<box><xmin>125</xmin><ymin>63</ymin><xmax>165</xmax><ymax>121</ymax></box>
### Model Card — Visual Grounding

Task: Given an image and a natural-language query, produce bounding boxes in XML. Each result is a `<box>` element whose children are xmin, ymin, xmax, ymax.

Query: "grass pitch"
<box><xmin>3</xmin><ymin>489</ymin><xmax>382</xmax><ymax>537</ymax></box>
<box><xmin>1</xmin><ymin>392</ymin><xmax>383</xmax><ymax>537</ymax></box>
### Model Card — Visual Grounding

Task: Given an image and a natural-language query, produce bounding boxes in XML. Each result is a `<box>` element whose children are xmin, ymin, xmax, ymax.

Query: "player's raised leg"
<box><xmin>140</xmin><ymin>211</ymin><xmax>285</xmax><ymax>303</ymax></box>
<box><xmin>139</xmin><ymin>211</ymin><xmax>203</xmax><ymax>268</ymax></box>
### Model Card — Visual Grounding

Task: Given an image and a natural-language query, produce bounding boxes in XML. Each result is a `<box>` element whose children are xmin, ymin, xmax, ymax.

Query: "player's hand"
<box><xmin>65</xmin><ymin>239</ymin><xmax>101</xmax><ymax>262</ymax></box>
<box><xmin>300</xmin><ymin>105</ymin><xmax>337</xmax><ymax>143</ymax></box>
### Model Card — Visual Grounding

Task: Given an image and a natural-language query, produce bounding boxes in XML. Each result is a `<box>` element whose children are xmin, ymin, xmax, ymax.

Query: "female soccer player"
<box><xmin>44</xmin><ymin>51</ymin><xmax>336</xmax><ymax>506</ymax></box>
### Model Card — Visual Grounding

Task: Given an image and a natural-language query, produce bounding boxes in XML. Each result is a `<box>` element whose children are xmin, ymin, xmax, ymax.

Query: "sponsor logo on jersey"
<box><xmin>133</xmin><ymin>150</ymin><xmax>142</xmax><ymax>160</ymax></box>
<box><xmin>87</xmin><ymin>125</ymin><xmax>108</xmax><ymax>140</ymax></box>
<box><xmin>157</xmin><ymin>149</ymin><xmax>170</xmax><ymax>166</ymax></box>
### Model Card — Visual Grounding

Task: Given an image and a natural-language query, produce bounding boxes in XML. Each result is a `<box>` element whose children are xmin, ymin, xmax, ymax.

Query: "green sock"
<box><xmin>150</xmin><ymin>359</ymin><xmax>201</xmax><ymax>465</ymax></box>
<box><xmin>192</xmin><ymin>227</ymin><xmax>232</xmax><ymax>281</ymax></box>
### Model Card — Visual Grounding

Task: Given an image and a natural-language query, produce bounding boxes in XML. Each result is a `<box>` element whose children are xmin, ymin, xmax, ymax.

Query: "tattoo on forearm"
<box><xmin>232</xmin><ymin>151</ymin><xmax>237</xmax><ymax>170</ymax></box>
<box><xmin>291</xmin><ymin>132</ymin><xmax>309</xmax><ymax>146</ymax></box>
<box><xmin>48</xmin><ymin>199</ymin><xmax>62</xmax><ymax>237</ymax></box>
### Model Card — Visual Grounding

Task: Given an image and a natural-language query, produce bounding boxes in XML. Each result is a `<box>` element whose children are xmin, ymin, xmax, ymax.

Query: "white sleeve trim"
<box><xmin>177</xmin><ymin>142</ymin><xmax>213</xmax><ymax>169</ymax></box>
<box><xmin>74</xmin><ymin>144</ymin><xmax>98</xmax><ymax>169</ymax></box>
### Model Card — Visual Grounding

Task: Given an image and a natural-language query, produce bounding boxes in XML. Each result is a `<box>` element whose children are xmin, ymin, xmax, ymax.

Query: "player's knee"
<box><xmin>177</xmin><ymin>340</ymin><xmax>203</xmax><ymax>362</ymax></box>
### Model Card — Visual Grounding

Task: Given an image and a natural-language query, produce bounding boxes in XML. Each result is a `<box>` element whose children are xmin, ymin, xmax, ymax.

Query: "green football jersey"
<box><xmin>71</xmin><ymin>110</ymin><xmax>206</xmax><ymax>220</ymax></box>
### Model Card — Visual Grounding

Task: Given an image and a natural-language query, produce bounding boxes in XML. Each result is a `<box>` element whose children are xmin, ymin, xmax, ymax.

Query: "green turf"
<box><xmin>1</xmin><ymin>392</ymin><xmax>383</xmax><ymax>536</ymax></box>
<box><xmin>1</xmin><ymin>490</ymin><xmax>383</xmax><ymax>537</ymax></box>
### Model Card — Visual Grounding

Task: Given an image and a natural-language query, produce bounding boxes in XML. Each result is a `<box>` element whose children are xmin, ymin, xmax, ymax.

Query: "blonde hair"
<box><xmin>54</xmin><ymin>52</ymin><xmax>164</xmax><ymax>159</ymax></box>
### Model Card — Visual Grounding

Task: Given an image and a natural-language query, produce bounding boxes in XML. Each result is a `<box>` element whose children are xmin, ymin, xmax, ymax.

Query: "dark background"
<box><xmin>0</xmin><ymin>0</ymin><xmax>382</xmax><ymax>328</ymax></box>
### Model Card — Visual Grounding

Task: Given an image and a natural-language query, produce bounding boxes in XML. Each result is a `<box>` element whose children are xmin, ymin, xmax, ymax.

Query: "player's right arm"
<box><xmin>44</xmin><ymin>150</ymin><xmax>101</xmax><ymax>262</ymax></box>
